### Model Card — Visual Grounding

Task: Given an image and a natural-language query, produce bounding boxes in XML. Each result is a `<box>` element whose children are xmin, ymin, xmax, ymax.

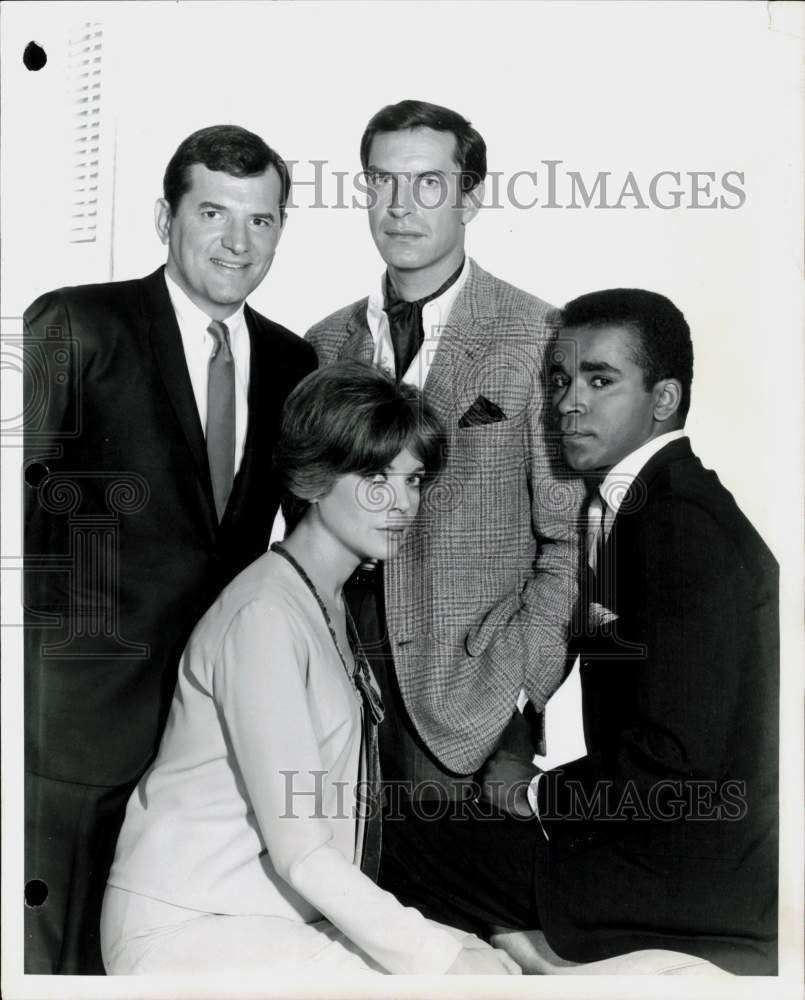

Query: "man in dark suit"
<box><xmin>383</xmin><ymin>289</ymin><xmax>779</xmax><ymax>975</ymax></box>
<box><xmin>23</xmin><ymin>125</ymin><xmax>317</xmax><ymax>974</ymax></box>
<box><xmin>306</xmin><ymin>100</ymin><xmax>581</xmax><ymax>808</ymax></box>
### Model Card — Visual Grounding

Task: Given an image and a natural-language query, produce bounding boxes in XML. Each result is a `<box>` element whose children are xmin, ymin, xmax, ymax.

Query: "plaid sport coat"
<box><xmin>306</xmin><ymin>260</ymin><xmax>582</xmax><ymax>773</ymax></box>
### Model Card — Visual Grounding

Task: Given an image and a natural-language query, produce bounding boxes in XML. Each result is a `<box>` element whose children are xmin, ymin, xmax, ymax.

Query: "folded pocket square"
<box><xmin>458</xmin><ymin>395</ymin><xmax>507</xmax><ymax>428</ymax></box>
<box><xmin>588</xmin><ymin>602</ymin><xmax>618</xmax><ymax>628</ymax></box>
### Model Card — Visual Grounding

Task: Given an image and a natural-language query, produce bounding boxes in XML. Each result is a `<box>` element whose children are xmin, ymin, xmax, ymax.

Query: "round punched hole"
<box><xmin>24</xmin><ymin>461</ymin><xmax>50</xmax><ymax>488</ymax></box>
<box><xmin>23</xmin><ymin>42</ymin><xmax>47</xmax><ymax>72</ymax></box>
<box><xmin>25</xmin><ymin>879</ymin><xmax>48</xmax><ymax>907</ymax></box>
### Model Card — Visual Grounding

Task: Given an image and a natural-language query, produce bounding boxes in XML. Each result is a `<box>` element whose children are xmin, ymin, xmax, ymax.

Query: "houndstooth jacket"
<box><xmin>306</xmin><ymin>260</ymin><xmax>583</xmax><ymax>774</ymax></box>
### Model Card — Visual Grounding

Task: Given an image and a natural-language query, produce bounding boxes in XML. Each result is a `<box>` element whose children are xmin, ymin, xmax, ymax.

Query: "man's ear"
<box><xmin>461</xmin><ymin>180</ymin><xmax>484</xmax><ymax>226</ymax></box>
<box><xmin>652</xmin><ymin>378</ymin><xmax>683</xmax><ymax>423</ymax></box>
<box><xmin>154</xmin><ymin>198</ymin><xmax>171</xmax><ymax>245</ymax></box>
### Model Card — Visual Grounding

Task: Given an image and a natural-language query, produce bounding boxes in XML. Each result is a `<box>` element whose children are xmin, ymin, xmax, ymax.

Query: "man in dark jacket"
<box><xmin>23</xmin><ymin>124</ymin><xmax>316</xmax><ymax>973</ymax></box>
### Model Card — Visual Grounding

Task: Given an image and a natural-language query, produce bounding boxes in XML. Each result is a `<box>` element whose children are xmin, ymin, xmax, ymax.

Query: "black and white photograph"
<box><xmin>1</xmin><ymin>2</ymin><xmax>802</xmax><ymax>998</ymax></box>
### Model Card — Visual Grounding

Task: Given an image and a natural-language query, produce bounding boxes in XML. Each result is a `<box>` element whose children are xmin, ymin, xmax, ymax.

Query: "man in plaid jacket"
<box><xmin>306</xmin><ymin>101</ymin><xmax>580</xmax><ymax>830</ymax></box>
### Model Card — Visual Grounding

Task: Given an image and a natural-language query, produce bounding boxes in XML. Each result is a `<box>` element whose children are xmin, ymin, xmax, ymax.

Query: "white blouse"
<box><xmin>107</xmin><ymin>550</ymin><xmax>463</xmax><ymax>974</ymax></box>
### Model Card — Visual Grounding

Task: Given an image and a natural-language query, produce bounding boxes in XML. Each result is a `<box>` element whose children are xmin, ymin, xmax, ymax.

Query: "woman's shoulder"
<box><xmin>187</xmin><ymin>551</ymin><xmax>318</xmax><ymax>650</ymax></box>
<box><xmin>222</xmin><ymin>549</ymin><xmax>316</xmax><ymax>613</ymax></box>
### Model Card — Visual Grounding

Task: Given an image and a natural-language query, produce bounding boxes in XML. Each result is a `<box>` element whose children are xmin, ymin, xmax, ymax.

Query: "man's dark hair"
<box><xmin>275</xmin><ymin>360</ymin><xmax>447</xmax><ymax>531</ymax></box>
<box><xmin>561</xmin><ymin>288</ymin><xmax>694</xmax><ymax>420</ymax></box>
<box><xmin>163</xmin><ymin>125</ymin><xmax>291</xmax><ymax>220</ymax></box>
<box><xmin>360</xmin><ymin>99</ymin><xmax>487</xmax><ymax>194</ymax></box>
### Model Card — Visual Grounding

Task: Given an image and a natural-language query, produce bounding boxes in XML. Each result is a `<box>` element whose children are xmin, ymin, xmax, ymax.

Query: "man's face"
<box><xmin>155</xmin><ymin>163</ymin><xmax>284</xmax><ymax>320</ymax></box>
<box><xmin>551</xmin><ymin>324</ymin><xmax>661</xmax><ymax>474</ymax></box>
<box><xmin>365</xmin><ymin>128</ymin><xmax>479</xmax><ymax>286</ymax></box>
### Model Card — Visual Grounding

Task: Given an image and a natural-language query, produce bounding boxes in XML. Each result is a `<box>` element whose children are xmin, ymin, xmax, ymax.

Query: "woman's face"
<box><xmin>315</xmin><ymin>447</ymin><xmax>425</xmax><ymax>562</ymax></box>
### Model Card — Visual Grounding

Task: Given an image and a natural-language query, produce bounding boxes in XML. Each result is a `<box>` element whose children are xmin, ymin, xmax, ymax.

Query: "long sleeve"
<box><xmin>213</xmin><ymin>600</ymin><xmax>464</xmax><ymax>974</ymax></box>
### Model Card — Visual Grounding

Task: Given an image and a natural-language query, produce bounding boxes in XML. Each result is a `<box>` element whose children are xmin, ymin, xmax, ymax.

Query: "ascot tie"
<box><xmin>384</xmin><ymin>258</ymin><xmax>465</xmax><ymax>380</ymax></box>
<box><xmin>206</xmin><ymin>320</ymin><xmax>235</xmax><ymax>522</ymax></box>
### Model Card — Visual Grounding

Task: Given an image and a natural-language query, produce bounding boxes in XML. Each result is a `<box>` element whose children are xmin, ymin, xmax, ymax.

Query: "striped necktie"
<box><xmin>206</xmin><ymin>320</ymin><xmax>235</xmax><ymax>522</ymax></box>
<box><xmin>586</xmin><ymin>489</ymin><xmax>608</xmax><ymax>572</ymax></box>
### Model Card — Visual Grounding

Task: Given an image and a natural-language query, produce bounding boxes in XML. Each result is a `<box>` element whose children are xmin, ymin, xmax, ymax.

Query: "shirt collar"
<box><xmin>163</xmin><ymin>269</ymin><xmax>246</xmax><ymax>338</ymax></box>
<box><xmin>600</xmin><ymin>429</ymin><xmax>687</xmax><ymax>517</ymax></box>
<box><xmin>366</xmin><ymin>255</ymin><xmax>470</xmax><ymax>345</ymax></box>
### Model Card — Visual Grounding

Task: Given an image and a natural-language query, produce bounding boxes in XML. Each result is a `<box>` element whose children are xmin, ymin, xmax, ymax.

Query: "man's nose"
<box><xmin>387</xmin><ymin>174</ymin><xmax>415</xmax><ymax>218</ymax></box>
<box><xmin>221</xmin><ymin>218</ymin><xmax>248</xmax><ymax>254</ymax></box>
<box><xmin>556</xmin><ymin>382</ymin><xmax>585</xmax><ymax>415</ymax></box>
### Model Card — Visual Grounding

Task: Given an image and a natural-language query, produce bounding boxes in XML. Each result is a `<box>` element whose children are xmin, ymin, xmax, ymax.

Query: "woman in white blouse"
<box><xmin>100</xmin><ymin>361</ymin><xmax>520</xmax><ymax>976</ymax></box>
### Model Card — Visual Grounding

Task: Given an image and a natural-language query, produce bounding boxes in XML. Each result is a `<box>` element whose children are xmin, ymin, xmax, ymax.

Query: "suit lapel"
<box><xmin>140</xmin><ymin>268</ymin><xmax>216</xmax><ymax>515</ymax></box>
<box><xmin>342</xmin><ymin>314</ymin><xmax>375</xmax><ymax>363</ymax></box>
<box><xmin>594</xmin><ymin>437</ymin><xmax>693</xmax><ymax>616</ymax></box>
<box><xmin>424</xmin><ymin>261</ymin><xmax>491</xmax><ymax>427</ymax></box>
<box><xmin>222</xmin><ymin>305</ymin><xmax>265</xmax><ymax>527</ymax></box>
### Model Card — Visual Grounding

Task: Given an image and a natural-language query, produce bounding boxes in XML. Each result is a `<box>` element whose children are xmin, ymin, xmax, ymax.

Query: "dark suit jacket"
<box><xmin>535</xmin><ymin>438</ymin><xmax>779</xmax><ymax>974</ymax></box>
<box><xmin>23</xmin><ymin>267</ymin><xmax>316</xmax><ymax>786</ymax></box>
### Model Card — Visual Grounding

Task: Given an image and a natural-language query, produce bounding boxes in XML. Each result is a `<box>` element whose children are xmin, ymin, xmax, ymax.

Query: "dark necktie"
<box><xmin>384</xmin><ymin>258</ymin><xmax>465</xmax><ymax>380</ymax></box>
<box><xmin>206</xmin><ymin>320</ymin><xmax>235</xmax><ymax>522</ymax></box>
<box><xmin>349</xmin><ymin>631</ymin><xmax>385</xmax><ymax>882</ymax></box>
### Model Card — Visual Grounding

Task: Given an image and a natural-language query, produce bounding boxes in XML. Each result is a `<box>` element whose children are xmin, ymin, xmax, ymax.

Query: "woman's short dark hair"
<box><xmin>275</xmin><ymin>361</ymin><xmax>447</xmax><ymax>530</ymax></box>
<box><xmin>359</xmin><ymin>99</ymin><xmax>487</xmax><ymax>195</ymax></box>
<box><xmin>561</xmin><ymin>288</ymin><xmax>694</xmax><ymax>420</ymax></box>
<box><xmin>163</xmin><ymin>125</ymin><xmax>291</xmax><ymax>220</ymax></box>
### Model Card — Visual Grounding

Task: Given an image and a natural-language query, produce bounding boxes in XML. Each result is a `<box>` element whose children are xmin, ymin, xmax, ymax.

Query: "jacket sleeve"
<box><xmin>23</xmin><ymin>290</ymin><xmax>78</xmax><ymax>470</ymax></box>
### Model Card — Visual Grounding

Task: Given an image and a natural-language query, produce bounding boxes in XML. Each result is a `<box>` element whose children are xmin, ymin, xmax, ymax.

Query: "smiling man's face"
<box><xmin>155</xmin><ymin>163</ymin><xmax>284</xmax><ymax>320</ymax></box>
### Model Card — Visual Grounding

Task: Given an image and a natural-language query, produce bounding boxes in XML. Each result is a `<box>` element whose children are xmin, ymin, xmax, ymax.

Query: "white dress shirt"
<box><xmin>163</xmin><ymin>271</ymin><xmax>250</xmax><ymax>471</ymax></box>
<box><xmin>365</xmin><ymin>255</ymin><xmax>470</xmax><ymax>389</ymax></box>
<box><xmin>527</xmin><ymin>430</ymin><xmax>689</xmax><ymax>828</ymax></box>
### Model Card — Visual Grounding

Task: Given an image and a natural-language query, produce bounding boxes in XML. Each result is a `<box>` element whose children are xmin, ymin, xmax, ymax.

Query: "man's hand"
<box><xmin>479</xmin><ymin>749</ymin><xmax>541</xmax><ymax>819</ymax></box>
<box><xmin>446</xmin><ymin>935</ymin><xmax>522</xmax><ymax>974</ymax></box>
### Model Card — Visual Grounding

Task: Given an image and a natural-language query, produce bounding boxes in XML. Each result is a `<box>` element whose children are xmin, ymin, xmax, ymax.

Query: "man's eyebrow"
<box><xmin>197</xmin><ymin>200</ymin><xmax>275</xmax><ymax>220</ymax></box>
<box><xmin>579</xmin><ymin>359</ymin><xmax>622</xmax><ymax>374</ymax></box>
<box><xmin>365</xmin><ymin>165</ymin><xmax>446</xmax><ymax>178</ymax></box>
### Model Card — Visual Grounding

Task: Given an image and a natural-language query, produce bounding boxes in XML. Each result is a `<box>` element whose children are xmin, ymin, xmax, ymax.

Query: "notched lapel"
<box><xmin>423</xmin><ymin>264</ymin><xmax>501</xmax><ymax>427</ymax></box>
<box><xmin>223</xmin><ymin>308</ymin><xmax>268</xmax><ymax>525</ymax></box>
<box><xmin>141</xmin><ymin>273</ymin><xmax>213</xmax><ymax>507</ymax></box>
<box><xmin>343</xmin><ymin>318</ymin><xmax>375</xmax><ymax>364</ymax></box>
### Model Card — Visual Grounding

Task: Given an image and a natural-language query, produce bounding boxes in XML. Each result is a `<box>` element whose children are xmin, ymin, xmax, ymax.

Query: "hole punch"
<box><xmin>23</xmin><ymin>41</ymin><xmax>47</xmax><ymax>72</ymax></box>
<box><xmin>25</xmin><ymin>879</ymin><xmax>48</xmax><ymax>907</ymax></box>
